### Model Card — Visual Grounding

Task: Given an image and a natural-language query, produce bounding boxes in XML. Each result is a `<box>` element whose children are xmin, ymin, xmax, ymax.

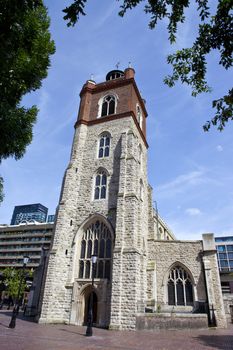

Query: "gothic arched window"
<box><xmin>98</xmin><ymin>133</ymin><xmax>110</xmax><ymax>158</ymax></box>
<box><xmin>101</xmin><ymin>95</ymin><xmax>116</xmax><ymax>116</ymax></box>
<box><xmin>85</xmin><ymin>261</ymin><xmax>90</xmax><ymax>279</ymax></box>
<box><xmin>79</xmin><ymin>261</ymin><xmax>84</xmax><ymax>278</ymax></box>
<box><xmin>87</xmin><ymin>240</ymin><xmax>92</xmax><ymax>258</ymax></box>
<box><xmin>81</xmin><ymin>240</ymin><xmax>86</xmax><ymax>258</ymax></box>
<box><xmin>167</xmin><ymin>266</ymin><xmax>194</xmax><ymax>306</ymax></box>
<box><xmin>78</xmin><ymin>220</ymin><xmax>113</xmax><ymax>280</ymax></box>
<box><xmin>94</xmin><ymin>170</ymin><xmax>107</xmax><ymax>200</ymax></box>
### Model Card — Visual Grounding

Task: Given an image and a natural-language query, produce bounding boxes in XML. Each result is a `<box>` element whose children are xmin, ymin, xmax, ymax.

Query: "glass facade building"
<box><xmin>47</xmin><ymin>214</ymin><xmax>55</xmax><ymax>223</ymax></box>
<box><xmin>11</xmin><ymin>204</ymin><xmax>48</xmax><ymax>225</ymax></box>
<box><xmin>215</xmin><ymin>236</ymin><xmax>233</xmax><ymax>272</ymax></box>
<box><xmin>215</xmin><ymin>236</ymin><xmax>233</xmax><ymax>294</ymax></box>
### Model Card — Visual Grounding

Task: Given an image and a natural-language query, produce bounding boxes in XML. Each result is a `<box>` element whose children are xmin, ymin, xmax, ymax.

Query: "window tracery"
<box><xmin>101</xmin><ymin>95</ymin><xmax>116</xmax><ymax>116</ymax></box>
<box><xmin>78</xmin><ymin>220</ymin><xmax>113</xmax><ymax>280</ymax></box>
<box><xmin>94</xmin><ymin>170</ymin><xmax>107</xmax><ymax>200</ymax></box>
<box><xmin>98</xmin><ymin>133</ymin><xmax>110</xmax><ymax>158</ymax></box>
<box><xmin>167</xmin><ymin>266</ymin><xmax>193</xmax><ymax>306</ymax></box>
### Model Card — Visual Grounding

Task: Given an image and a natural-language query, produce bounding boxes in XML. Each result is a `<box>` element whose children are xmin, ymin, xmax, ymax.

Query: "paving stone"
<box><xmin>1</xmin><ymin>311</ymin><xmax>233</xmax><ymax>350</ymax></box>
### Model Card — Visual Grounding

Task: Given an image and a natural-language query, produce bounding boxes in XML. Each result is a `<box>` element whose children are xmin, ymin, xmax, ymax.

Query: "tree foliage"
<box><xmin>0</xmin><ymin>0</ymin><xmax>55</xmax><ymax>202</ymax></box>
<box><xmin>63</xmin><ymin>0</ymin><xmax>233</xmax><ymax>131</ymax></box>
<box><xmin>0</xmin><ymin>177</ymin><xmax>3</xmax><ymax>203</ymax></box>
<box><xmin>1</xmin><ymin>268</ymin><xmax>32</xmax><ymax>299</ymax></box>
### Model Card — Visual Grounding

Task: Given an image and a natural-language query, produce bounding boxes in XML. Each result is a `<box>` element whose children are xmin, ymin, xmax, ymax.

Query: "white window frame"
<box><xmin>93</xmin><ymin>170</ymin><xmax>108</xmax><ymax>200</ymax></box>
<box><xmin>167</xmin><ymin>266</ymin><xmax>194</xmax><ymax>306</ymax></box>
<box><xmin>98</xmin><ymin>133</ymin><xmax>111</xmax><ymax>159</ymax></box>
<box><xmin>97</xmin><ymin>92</ymin><xmax>118</xmax><ymax>118</ymax></box>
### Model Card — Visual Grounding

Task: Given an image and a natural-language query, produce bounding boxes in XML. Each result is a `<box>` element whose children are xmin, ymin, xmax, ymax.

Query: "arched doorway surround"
<box><xmin>70</xmin><ymin>214</ymin><xmax>114</xmax><ymax>327</ymax></box>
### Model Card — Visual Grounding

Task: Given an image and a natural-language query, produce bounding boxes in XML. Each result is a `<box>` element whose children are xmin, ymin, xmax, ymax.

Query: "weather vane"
<box><xmin>128</xmin><ymin>61</ymin><xmax>132</xmax><ymax>68</ymax></box>
<box><xmin>116</xmin><ymin>62</ymin><xmax>120</xmax><ymax>69</ymax></box>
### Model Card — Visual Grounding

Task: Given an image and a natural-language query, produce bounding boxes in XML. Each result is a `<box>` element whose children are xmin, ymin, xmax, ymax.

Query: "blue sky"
<box><xmin>0</xmin><ymin>1</ymin><xmax>233</xmax><ymax>239</ymax></box>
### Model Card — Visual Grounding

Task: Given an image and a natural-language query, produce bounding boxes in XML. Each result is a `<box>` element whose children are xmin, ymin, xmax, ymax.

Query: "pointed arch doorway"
<box><xmin>71</xmin><ymin>215</ymin><xmax>115</xmax><ymax>328</ymax></box>
<box><xmin>84</xmin><ymin>290</ymin><xmax>98</xmax><ymax>325</ymax></box>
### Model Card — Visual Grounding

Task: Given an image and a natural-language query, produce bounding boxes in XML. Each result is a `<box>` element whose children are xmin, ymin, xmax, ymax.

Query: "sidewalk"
<box><xmin>0</xmin><ymin>310</ymin><xmax>233</xmax><ymax>350</ymax></box>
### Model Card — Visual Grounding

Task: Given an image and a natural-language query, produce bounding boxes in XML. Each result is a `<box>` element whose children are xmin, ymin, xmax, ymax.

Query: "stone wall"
<box><xmin>40</xmin><ymin>114</ymin><xmax>149</xmax><ymax>329</ymax></box>
<box><xmin>147</xmin><ymin>240</ymin><xmax>206</xmax><ymax>308</ymax></box>
<box><xmin>145</xmin><ymin>236</ymin><xmax>227</xmax><ymax>329</ymax></box>
<box><xmin>202</xmin><ymin>234</ymin><xmax>227</xmax><ymax>328</ymax></box>
<box><xmin>109</xmin><ymin>121</ymin><xmax>150</xmax><ymax>330</ymax></box>
<box><xmin>223</xmin><ymin>294</ymin><xmax>233</xmax><ymax>323</ymax></box>
<box><xmin>136</xmin><ymin>313</ymin><xmax>208</xmax><ymax>330</ymax></box>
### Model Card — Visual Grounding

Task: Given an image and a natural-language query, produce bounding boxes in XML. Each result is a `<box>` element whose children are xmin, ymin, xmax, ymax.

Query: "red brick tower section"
<box><xmin>75</xmin><ymin>68</ymin><xmax>148</xmax><ymax>148</ymax></box>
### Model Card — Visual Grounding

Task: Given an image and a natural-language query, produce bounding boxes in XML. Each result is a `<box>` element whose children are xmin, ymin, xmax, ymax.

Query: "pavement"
<box><xmin>0</xmin><ymin>310</ymin><xmax>233</xmax><ymax>350</ymax></box>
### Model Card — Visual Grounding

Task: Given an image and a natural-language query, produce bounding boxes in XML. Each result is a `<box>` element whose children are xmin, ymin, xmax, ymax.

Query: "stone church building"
<box><xmin>39</xmin><ymin>68</ymin><xmax>226</xmax><ymax>329</ymax></box>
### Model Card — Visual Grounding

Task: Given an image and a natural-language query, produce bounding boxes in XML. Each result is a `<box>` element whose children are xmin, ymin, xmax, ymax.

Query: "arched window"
<box><xmin>106</xmin><ymin>239</ymin><xmax>112</xmax><ymax>258</ymax></box>
<box><xmin>167</xmin><ymin>266</ymin><xmax>193</xmax><ymax>306</ymax></box>
<box><xmin>94</xmin><ymin>170</ymin><xmax>107</xmax><ymax>200</ymax></box>
<box><xmin>87</xmin><ymin>240</ymin><xmax>92</xmax><ymax>258</ymax></box>
<box><xmin>98</xmin><ymin>260</ymin><xmax>104</xmax><ymax>278</ymax></box>
<box><xmin>85</xmin><ymin>261</ymin><xmax>90</xmax><ymax>279</ymax></box>
<box><xmin>105</xmin><ymin>260</ymin><xmax>111</xmax><ymax>280</ymax></box>
<box><xmin>98</xmin><ymin>133</ymin><xmax>110</xmax><ymax>158</ymax></box>
<box><xmin>94</xmin><ymin>239</ymin><xmax>98</xmax><ymax>255</ymax></box>
<box><xmin>158</xmin><ymin>227</ymin><xmax>163</xmax><ymax>240</ymax></box>
<box><xmin>78</xmin><ymin>219</ymin><xmax>113</xmax><ymax>280</ymax></box>
<box><xmin>79</xmin><ymin>260</ymin><xmax>84</xmax><ymax>278</ymax></box>
<box><xmin>81</xmin><ymin>240</ymin><xmax>86</xmax><ymax>259</ymax></box>
<box><xmin>99</xmin><ymin>239</ymin><xmax>105</xmax><ymax>258</ymax></box>
<box><xmin>101</xmin><ymin>95</ymin><xmax>116</xmax><ymax>116</ymax></box>
<box><xmin>136</xmin><ymin>104</ymin><xmax>143</xmax><ymax>128</ymax></box>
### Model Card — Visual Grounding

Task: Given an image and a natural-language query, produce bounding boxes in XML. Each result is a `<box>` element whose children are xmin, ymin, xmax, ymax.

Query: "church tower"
<box><xmin>40</xmin><ymin>67</ymin><xmax>150</xmax><ymax>330</ymax></box>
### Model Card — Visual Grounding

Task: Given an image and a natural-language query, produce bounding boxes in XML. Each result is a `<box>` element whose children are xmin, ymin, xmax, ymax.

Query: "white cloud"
<box><xmin>216</xmin><ymin>145</ymin><xmax>223</xmax><ymax>152</ymax></box>
<box><xmin>157</xmin><ymin>170</ymin><xmax>204</xmax><ymax>198</ymax></box>
<box><xmin>92</xmin><ymin>2</ymin><xmax>119</xmax><ymax>30</ymax></box>
<box><xmin>38</xmin><ymin>90</ymin><xmax>50</xmax><ymax>118</ymax></box>
<box><xmin>156</xmin><ymin>168</ymin><xmax>222</xmax><ymax>200</ymax></box>
<box><xmin>185</xmin><ymin>208</ymin><xmax>202</xmax><ymax>216</ymax></box>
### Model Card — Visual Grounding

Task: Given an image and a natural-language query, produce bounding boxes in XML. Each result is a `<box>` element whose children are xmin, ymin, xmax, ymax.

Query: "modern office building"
<box><xmin>47</xmin><ymin>215</ymin><xmax>55</xmax><ymax>223</ymax></box>
<box><xmin>216</xmin><ymin>236</ymin><xmax>233</xmax><ymax>274</ymax></box>
<box><xmin>215</xmin><ymin>236</ymin><xmax>233</xmax><ymax>322</ymax></box>
<box><xmin>0</xmin><ymin>222</ymin><xmax>54</xmax><ymax>269</ymax></box>
<box><xmin>215</xmin><ymin>236</ymin><xmax>233</xmax><ymax>293</ymax></box>
<box><xmin>11</xmin><ymin>203</ymin><xmax>48</xmax><ymax>225</ymax></box>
